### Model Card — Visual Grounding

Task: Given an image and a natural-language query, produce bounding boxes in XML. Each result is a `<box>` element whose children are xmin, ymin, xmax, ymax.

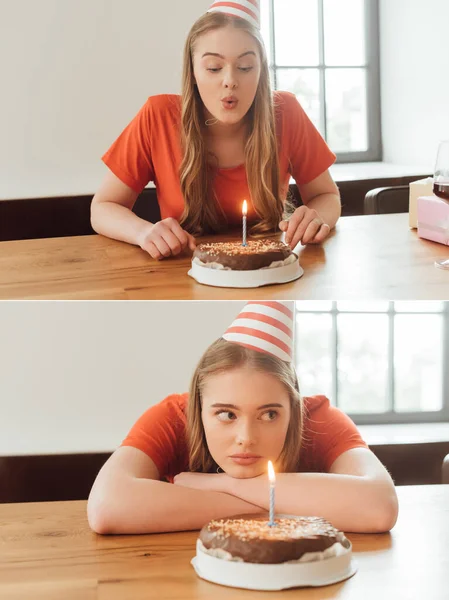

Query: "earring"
<box><xmin>216</xmin><ymin>466</ymin><xmax>224</xmax><ymax>473</ymax></box>
<box><xmin>205</xmin><ymin>117</ymin><xmax>219</xmax><ymax>126</ymax></box>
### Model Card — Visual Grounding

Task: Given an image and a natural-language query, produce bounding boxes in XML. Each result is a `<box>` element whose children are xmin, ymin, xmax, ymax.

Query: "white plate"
<box><xmin>188</xmin><ymin>259</ymin><xmax>304</xmax><ymax>288</ymax></box>
<box><xmin>191</xmin><ymin>541</ymin><xmax>357</xmax><ymax>591</ymax></box>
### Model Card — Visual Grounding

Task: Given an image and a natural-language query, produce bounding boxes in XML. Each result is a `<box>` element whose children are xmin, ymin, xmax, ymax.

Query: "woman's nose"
<box><xmin>223</xmin><ymin>67</ymin><xmax>238</xmax><ymax>89</ymax></box>
<box><xmin>236</xmin><ymin>422</ymin><xmax>255</xmax><ymax>446</ymax></box>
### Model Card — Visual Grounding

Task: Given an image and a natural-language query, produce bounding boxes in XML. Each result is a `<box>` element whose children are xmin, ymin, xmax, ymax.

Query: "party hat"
<box><xmin>207</xmin><ymin>0</ymin><xmax>261</xmax><ymax>29</ymax></box>
<box><xmin>222</xmin><ymin>301</ymin><xmax>294</xmax><ymax>362</ymax></box>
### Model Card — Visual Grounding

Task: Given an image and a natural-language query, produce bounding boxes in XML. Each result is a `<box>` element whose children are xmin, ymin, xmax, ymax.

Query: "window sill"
<box><xmin>329</xmin><ymin>162</ymin><xmax>432</xmax><ymax>183</ymax></box>
<box><xmin>283</xmin><ymin>162</ymin><xmax>431</xmax><ymax>187</ymax></box>
<box><xmin>147</xmin><ymin>162</ymin><xmax>432</xmax><ymax>190</ymax></box>
<box><xmin>358</xmin><ymin>422</ymin><xmax>449</xmax><ymax>447</ymax></box>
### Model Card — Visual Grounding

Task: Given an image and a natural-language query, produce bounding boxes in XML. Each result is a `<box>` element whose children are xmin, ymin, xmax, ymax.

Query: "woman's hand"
<box><xmin>173</xmin><ymin>472</ymin><xmax>230</xmax><ymax>494</ymax></box>
<box><xmin>279</xmin><ymin>206</ymin><xmax>330</xmax><ymax>248</ymax></box>
<box><xmin>139</xmin><ymin>218</ymin><xmax>196</xmax><ymax>260</ymax></box>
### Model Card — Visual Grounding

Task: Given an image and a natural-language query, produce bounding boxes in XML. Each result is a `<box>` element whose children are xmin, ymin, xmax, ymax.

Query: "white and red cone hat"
<box><xmin>222</xmin><ymin>301</ymin><xmax>294</xmax><ymax>362</ymax></box>
<box><xmin>207</xmin><ymin>0</ymin><xmax>261</xmax><ymax>29</ymax></box>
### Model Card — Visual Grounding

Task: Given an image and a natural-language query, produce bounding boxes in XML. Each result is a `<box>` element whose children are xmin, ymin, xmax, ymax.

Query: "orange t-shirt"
<box><xmin>121</xmin><ymin>394</ymin><xmax>368</xmax><ymax>482</ymax></box>
<box><xmin>102</xmin><ymin>91</ymin><xmax>336</xmax><ymax>226</ymax></box>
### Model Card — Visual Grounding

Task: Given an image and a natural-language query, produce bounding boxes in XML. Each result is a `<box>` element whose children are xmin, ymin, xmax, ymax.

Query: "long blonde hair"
<box><xmin>187</xmin><ymin>338</ymin><xmax>304</xmax><ymax>474</ymax></box>
<box><xmin>179</xmin><ymin>12</ymin><xmax>283</xmax><ymax>236</ymax></box>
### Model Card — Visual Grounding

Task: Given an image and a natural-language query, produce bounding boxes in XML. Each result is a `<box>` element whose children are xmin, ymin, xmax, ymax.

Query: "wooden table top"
<box><xmin>0</xmin><ymin>214</ymin><xmax>448</xmax><ymax>300</ymax></box>
<box><xmin>0</xmin><ymin>485</ymin><xmax>448</xmax><ymax>600</ymax></box>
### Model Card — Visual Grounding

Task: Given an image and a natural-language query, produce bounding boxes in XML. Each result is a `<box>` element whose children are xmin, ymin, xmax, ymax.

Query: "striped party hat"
<box><xmin>222</xmin><ymin>301</ymin><xmax>294</xmax><ymax>362</ymax></box>
<box><xmin>207</xmin><ymin>1</ymin><xmax>261</xmax><ymax>29</ymax></box>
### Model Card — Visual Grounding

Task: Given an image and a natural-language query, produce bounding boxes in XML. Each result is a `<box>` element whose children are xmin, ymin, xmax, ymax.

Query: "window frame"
<box><xmin>293</xmin><ymin>302</ymin><xmax>449</xmax><ymax>425</ymax></box>
<box><xmin>265</xmin><ymin>0</ymin><xmax>382</xmax><ymax>163</ymax></box>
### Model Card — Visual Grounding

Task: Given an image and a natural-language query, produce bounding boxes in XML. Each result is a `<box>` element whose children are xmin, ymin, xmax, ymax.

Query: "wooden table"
<box><xmin>1</xmin><ymin>485</ymin><xmax>448</xmax><ymax>600</ymax></box>
<box><xmin>0</xmin><ymin>214</ymin><xmax>448</xmax><ymax>300</ymax></box>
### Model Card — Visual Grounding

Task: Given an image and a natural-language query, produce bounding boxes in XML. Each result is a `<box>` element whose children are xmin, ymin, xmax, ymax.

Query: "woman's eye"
<box><xmin>206</xmin><ymin>67</ymin><xmax>253</xmax><ymax>73</ymax></box>
<box><xmin>216</xmin><ymin>411</ymin><xmax>236</xmax><ymax>422</ymax></box>
<box><xmin>261</xmin><ymin>410</ymin><xmax>278</xmax><ymax>421</ymax></box>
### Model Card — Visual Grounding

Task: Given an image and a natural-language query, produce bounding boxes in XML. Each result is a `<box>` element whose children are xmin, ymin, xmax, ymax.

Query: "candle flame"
<box><xmin>268</xmin><ymin>460</ymin><xmax>275</xmax><ymax>484</ymax></box>
<box><xmin>242</xmin><ymin>200</ymin><xmax>247</xmax><ymax>216</ymax></box>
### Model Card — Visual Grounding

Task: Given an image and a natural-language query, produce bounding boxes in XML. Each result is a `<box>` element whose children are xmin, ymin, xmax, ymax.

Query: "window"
<box><xmin>261</xmin><ymin>0</ymin><xmax>381</xmax><ymax>162</ymax></box>
<box><xmin>294</xmin><ymin>301</ymin><xmax>449</xmax><ymax>424</ymax></box>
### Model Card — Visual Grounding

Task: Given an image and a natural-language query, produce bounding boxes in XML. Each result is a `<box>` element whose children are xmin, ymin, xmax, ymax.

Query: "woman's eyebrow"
<box><xmin>210</xmin><ymin>402</ymin><xmax>284</xmax><ymax>410</ymax></box>
<box><xmin>201</xmin><ymin>51</ymin><xmax>257</xmax><ymax>59</ymax></box>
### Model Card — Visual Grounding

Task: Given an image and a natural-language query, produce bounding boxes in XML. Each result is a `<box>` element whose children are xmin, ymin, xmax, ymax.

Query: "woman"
<box><xmin>88</xmin><ymin>301</ymin><xmax>398</xmax><ymax>534</ymax></box>
<box><xmin>91</xmin><ymin>1</ymin><xmax>341</xmax><ymax>260</ymax></box>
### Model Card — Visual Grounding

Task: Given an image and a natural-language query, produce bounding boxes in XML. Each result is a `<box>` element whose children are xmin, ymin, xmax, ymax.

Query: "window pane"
<box><xmin>395</xmin><ymin>301</ymin><xmax>445</xmax><ymax>313</ymax></box>
<box><xmin>276</xmin><ymin>68</ymin><xmax>321</xmax><ymax>132</ymax></box>
<box><xmin>326</xmin><ymin>68</ymin><xmax>368</xmax><ymax>152</ymax></box>
<box><xmin>269</xmin><ymin>67</ymin><xmax>275</xmax><ymax>90</ymax></box>
<box><xmin>394</xmin><ymin>315</ymin><xmax>444</xmax><ymax>412</ymax></box>
<box><xmin>295</xmin><ymin>313</ymin><xmax>333</xmax><ymax>399</ymax></box>
<box><xmin>337</xmin><ymin>314</ymin><xmax>389</xmax><ymax>414</ymax></box>
<box><xmin>337</xmin><ymin>302</ymin><xmax>389</xmax><ymax>313</ymax></box>
<box><xmin>323</xmin><ymin>0</ymin><xmax>365</xmax><ymax>66</ymax></box>
<box><xmin>295</xmin><ymin>301</ymin><xmax>333</xmax><ymax>312</ymax></box>
<box><xmin>274</xmin><ymin>0</ymin><xmax>319</xmax><ymax>66</ymax></box>
<box><xmin>260</xmin><ymin>0</ymin><xmax>272</xmax><ymax>64</ymax></box>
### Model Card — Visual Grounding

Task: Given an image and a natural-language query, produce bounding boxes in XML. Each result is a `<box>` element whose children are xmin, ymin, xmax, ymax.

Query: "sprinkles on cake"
<box><xmin>197</xmin><ymin>240</ymin><xmax>288</xmax><ymax>256</ymax></box>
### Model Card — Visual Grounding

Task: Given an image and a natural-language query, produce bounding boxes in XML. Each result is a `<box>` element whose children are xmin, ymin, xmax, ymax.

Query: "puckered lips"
<box><xmin>221</xmin><ymin>95</ymin><xmax>239</xmax><ymax>110</ymax></box>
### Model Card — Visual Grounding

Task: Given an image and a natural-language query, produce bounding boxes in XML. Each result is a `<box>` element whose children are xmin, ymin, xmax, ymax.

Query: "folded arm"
<box><xmin>175</xmin><ymin>449</ymin><xmax>398</xmax><ymax>533</ymax></box>
<box><xmin>87</xmin><ymin>446</ymin><xmax>264</xmax><ymax>535</ymax></box>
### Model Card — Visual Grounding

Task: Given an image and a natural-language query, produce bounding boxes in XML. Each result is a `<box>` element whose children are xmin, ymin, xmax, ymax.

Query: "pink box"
<box><xmin>417</xmin><ymin>195</ymin><xmax>449</xmax><ymax>246</ymax></box>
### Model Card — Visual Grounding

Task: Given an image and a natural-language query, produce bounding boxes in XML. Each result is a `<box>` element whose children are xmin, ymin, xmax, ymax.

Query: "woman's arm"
<box><xmin>90</xmin><ymin>171</ymin><xmax>150</xmax><ymax>245</ymax></box>
<box><xmin>298</xmin><ymin>169</ymin><xmax>341</xmax><ymax>229</ymax></box>
<box><xmin>91</xmin><ymin>171</ymin><xmax>196</xmax><ymax>259</ymax></box>
<box><xmin>175</xmin><ymin>449</ymin><xmax>398</xmax><ymax>533</ymax></box>
<box><xmin>281</xmin><ymin>170</ymin><xmax>341</xmax><ymax>247</ymax></box>
<box><xmin>87</xmin><ymin>447</ymin><xmax>264</xmax><ymax>535</ymax></box>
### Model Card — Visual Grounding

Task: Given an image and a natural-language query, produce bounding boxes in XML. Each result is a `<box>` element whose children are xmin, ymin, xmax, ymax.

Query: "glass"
<box><xmin>337</xmin><ymin>314</ymin><xmax>389</xmax><ymax>414</ymax></box>
<box><xmin>274</xmin><ymin>0</ymin><xmax>319</xmax><ymax>67</ymax></box>
<box><xmin>433</xmin><ymin>140</ymin><xmax>449</xmax><ymax>269</ymax></box>
<box><xmin>394</xmin><ymin>315</ymin><xmax>443</xmax><ymax>412</ymax></box>
<box><xmin>295</xmin><ymin>313</ymin><xmax>333</xmax><ymax>399</ymax></box>
<box><xmin>337</xmin><ymin>301</ymin><xmax>389</xmax><ymax>313</ymax></box>
<box><xmin>325</xmin><ymin>68</ymin><xmax>368</xmax><ymax>152</ymax></box>
<box><xmin>260</xmin><ymin>0</ymin><xmax>272</xmax><ymax>64</ymax></box>
<box><xmin>395</xmin><ymin>301</ymin><xmax>445</xmax><ymax>313</ymax></box>
<box><xmin>323</xmin><ymin>0</ymin><xmax>366</xmax><ymax>66</ymax></box>
<box><xmin>276</xmin><ymin>68</ymin><xmax>321</xmax><ymax>131</ymax></box>
<box><xmin>295</xmin><ymin>301</ymin><xmax>333</xmax><ymax>312</ymax></box>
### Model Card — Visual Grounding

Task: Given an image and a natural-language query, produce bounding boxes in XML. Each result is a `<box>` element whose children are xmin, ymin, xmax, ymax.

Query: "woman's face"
<box><xmin>192</xmin><ymin>25</ymin><xmax>262</xmax><ymax>127</ymax></box>
<box><xmin>201</xmin><ymin>366</ymin><xmax>291</xmax><ymax>478</ymax></box>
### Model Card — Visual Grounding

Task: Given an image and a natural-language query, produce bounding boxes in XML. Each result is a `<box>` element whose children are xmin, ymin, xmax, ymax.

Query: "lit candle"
<box><xmin>242</xmin><ymin>200</ymin><xmax>247</xmax><ymax>247</ymax></box>
<box><xmin>268</xmin><ymin>460</ymin><xmax>276</xmax><ymax>527</ymax></box>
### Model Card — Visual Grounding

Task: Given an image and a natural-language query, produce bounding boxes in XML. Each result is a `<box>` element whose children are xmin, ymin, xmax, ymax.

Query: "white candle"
<box><xmin>268</xmin><ymin>460</ymin><xmax>276</xmax><ymax>527</ymax></box>
<box><xmin>242</xmin><ymin>200</ymin><xmax>247</xmax><ymax>246</ymax></box>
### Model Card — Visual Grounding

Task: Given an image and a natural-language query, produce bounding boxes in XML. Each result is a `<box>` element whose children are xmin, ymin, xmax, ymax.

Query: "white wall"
<box><xmin>380</xmin><ymin>0</ymin><xmax>449</xmax><ymax>166</ymax></box>
<box><xmin>0</xmin><ymin>0</ymin><xmax>210</xmax><ymax>200</ymax></box>
<box><xmin>0</xmin><ymin>301</ymin><xmax>246</xmax><ymax>455</ymax></box>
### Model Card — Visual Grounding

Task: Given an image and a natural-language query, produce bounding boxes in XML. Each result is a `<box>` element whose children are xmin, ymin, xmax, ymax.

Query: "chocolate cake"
<box><xmin>192</xmin><ymin>239</ymin><xmax>295</xmax><ymax>271</ymax></box>
<box><xmin>199</xmin><ymin>516</ymin><xmax>348</xmax><ymax>565</ymax></box>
